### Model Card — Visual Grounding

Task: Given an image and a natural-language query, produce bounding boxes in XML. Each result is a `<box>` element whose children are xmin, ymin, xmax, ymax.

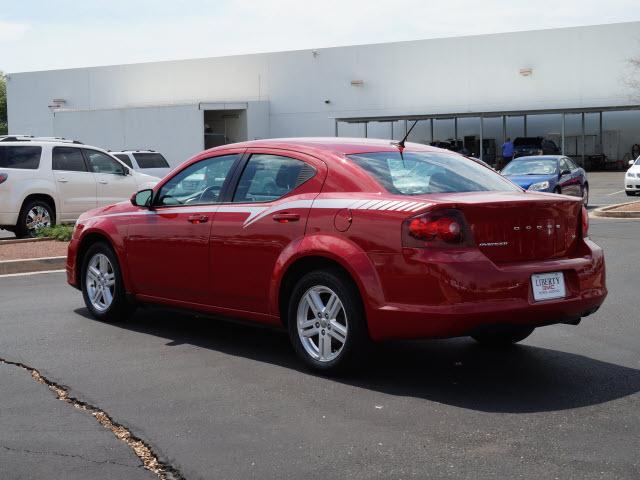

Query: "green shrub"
<box><xmin>36</xmin><ymin>224</ymin><xmax>74</xmax><ymax>242</ymax></box>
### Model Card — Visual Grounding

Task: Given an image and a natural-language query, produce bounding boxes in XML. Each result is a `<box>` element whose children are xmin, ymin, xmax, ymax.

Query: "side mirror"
<box><xmin>630</xmin><ymin>160</ymin><xmax>635</xmax><ymax>167</ymax></box>
<box><xmin>131</xmin><ymin>189</ymin><xmax>153</xmax><ymax>208</ymax></box>
<box><xmin>122</xmin><ymin>167</ymin><xmax>131</xmax><ymax>176</ymax></box>
<box><xmin>560</xmin><ymin>169</ymin><xmax>571</xmax><ymax>177</ymax></box>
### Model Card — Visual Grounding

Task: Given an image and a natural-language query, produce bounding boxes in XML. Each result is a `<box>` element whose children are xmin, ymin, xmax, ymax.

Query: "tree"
<box><xmin>0</xmin><ymin>71</ymin><xmax>7</xmax><ymax>135</ymax></box>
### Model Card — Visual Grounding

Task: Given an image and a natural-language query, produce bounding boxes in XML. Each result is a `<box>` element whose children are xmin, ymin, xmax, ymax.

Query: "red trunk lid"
<box><xmin>418</xmin><ymin>192</ymin><xmax>582</xmax><ymax>263</ymax></box>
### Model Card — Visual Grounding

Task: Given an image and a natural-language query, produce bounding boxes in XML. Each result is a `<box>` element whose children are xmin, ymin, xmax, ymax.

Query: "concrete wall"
<box><xmin>6</xmin><ymin>21</ymin><xmax>640</xmax><ymax>165</ymax></box>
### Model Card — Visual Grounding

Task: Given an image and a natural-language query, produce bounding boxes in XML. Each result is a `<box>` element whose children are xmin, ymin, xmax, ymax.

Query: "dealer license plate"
<box><xmin>531</xmin><ymin>272</ymin><xmax>566</xmax><ymax>302</ymax></box>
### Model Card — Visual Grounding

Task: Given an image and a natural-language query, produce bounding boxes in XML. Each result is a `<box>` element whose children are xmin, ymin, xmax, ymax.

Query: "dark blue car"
<box><xmin>501</xmin><ymin>155</ymin><xmax>589</xmax><ymax>206</ymax></box>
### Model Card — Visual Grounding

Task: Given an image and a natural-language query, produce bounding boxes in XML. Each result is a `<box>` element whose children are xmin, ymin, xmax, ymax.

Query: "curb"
<box><xmin>592</xmin><ymin>201</ymin><xmax>640</xmax><ymax>218</ymax></box>
<box><xmin>0</xmin><ymin>237</ymin><xmax>51</xmax><ymax>245</ymax></box>
<box><xmin>0</xmin><ymin>256</ymin><xmax>67</xmax><ymax>275</ymax></box>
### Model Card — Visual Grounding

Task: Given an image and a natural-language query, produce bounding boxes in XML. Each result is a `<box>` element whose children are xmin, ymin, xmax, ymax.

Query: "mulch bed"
<box><xmin>0</xmin><ymin>240</ymin><xmax>69</xmax><ymax>261</ymax></box>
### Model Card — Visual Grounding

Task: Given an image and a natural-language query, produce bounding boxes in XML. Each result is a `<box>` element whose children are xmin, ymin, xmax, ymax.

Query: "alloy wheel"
<box><xmin>296</xmin><ymin>285</ymin><xmax>348</xmax><ymax>362</ymax></box>
<box><xmin>85</xmin><ymin>253</ymin><xmax>116</xmax><ymax>313</ymax></box>
<box><xmin>25</xmin><ymin>205</ymin><xmax>51</xmax><ymax>236</ymax></box>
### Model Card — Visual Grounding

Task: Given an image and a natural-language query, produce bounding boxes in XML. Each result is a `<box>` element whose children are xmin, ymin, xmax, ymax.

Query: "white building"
<box><xmin>7</xmin><ymin>21</ymin><xmax>640</xmax><ymax>168</ymax></box>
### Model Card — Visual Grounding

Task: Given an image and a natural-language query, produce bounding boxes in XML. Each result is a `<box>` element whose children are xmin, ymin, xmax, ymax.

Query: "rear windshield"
<box><xmin>133</xmin><ymin>153</ymin><xmax>169</xmax><ymax>169</ymax></box>
<box><xmin>513</xmin><ymin>137</ymin><xmax>542</xmax><ymax>147</ymax></box>
<box><xmin>348</xmin><ymin>151</ymin><xmax>520</xmax><ymax>195</ymax></box>
<box><xmin>113</xmin><ymin>154</ymin><xmax>133</xmax><ymax>168</ymax></box>
<box><xmin>502</xmin><ymin>158</ymin><xmax>558</xmax><ymax>175</ymax></box>
<box><xmin>0</xmin><ymin>146</ymin><xmax>41</xmax><ymax>169</ymax></box>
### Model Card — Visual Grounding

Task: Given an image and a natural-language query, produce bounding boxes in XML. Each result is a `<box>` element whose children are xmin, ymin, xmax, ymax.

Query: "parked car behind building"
<box><xmin>0</xmin><ymin>136</ymin><xmax>159</xmax><ymax>237</ymax></box>
<box><xmin>513</xmin><ymin>137</ymin><xmax>561</xmax><ymax>158</ymax></box>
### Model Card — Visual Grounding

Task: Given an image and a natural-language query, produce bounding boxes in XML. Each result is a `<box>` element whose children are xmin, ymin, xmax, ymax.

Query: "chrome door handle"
<box><xmin>57</xmin><ymin>178</ymin><xmax>68</xmax><ymax>183</ymax></box>
<box><xmin>98</xmin><ymin>180</ymin><xmax>108</xmax><ymax>184</ymax></box>
<box><xmin>188</xmin><ymin>214</ymin><xmax>209</xmax><ymax>224</ymax></box>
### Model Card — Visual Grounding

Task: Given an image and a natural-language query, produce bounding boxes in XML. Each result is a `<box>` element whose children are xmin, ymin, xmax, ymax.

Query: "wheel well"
<box><xmin>21</xmin><ymin>194</ymin><xmax>57</xmax><ymax>223</ymax></box>
<box><xmin>75</xmin><ymin>233</ymin><xmax>114</xmax><ymax>285</ymax></box>
<box><xmin>278</xmin><ymin>256</ymin><xmax>361</xmax><ymax>327</ymax></box>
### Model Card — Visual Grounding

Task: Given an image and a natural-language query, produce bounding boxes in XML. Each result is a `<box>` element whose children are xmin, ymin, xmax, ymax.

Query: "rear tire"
<box><xmin>287</xmin><ymin>269</ymin><xmax>370</xmax><ymax>374</ymax></box>
<box><xmin>471</xmin><ymin>325</ymin><xmax>534</xmax><ymax>346</ymax></box>
<box><xmin>582</xmin><ymin>183</ymin><xmax>589</xmax><ymax>207</ymax></box>
<box><xmin>15</xmin><ymin>199</ymin><xmax>54</xmax><ymax>238</ymax></box>
<box><xmin>81</xmin><ymin>242</ymin><xmax>135</xmax><ymax>322</ymax></box>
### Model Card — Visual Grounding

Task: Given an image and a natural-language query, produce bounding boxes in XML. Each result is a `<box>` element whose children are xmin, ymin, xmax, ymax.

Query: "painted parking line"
<box><xmin>0</xmin><ymin>269</ymin><xmax>65</xmax><ymax>279</ymax></box>
<box><xmin>607</xmin><ymin>190</ymin><xmax>625</xmax><ymax>195</ymax></box>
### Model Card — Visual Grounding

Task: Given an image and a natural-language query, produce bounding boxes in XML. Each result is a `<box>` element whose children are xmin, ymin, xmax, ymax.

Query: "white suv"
<box><xmin>0</xmin><ymin>136</ymin><xmax>159</xmax><ymax>237</ymax></box>
<box><xmin>110</xmin><ymin>150</ymin><xmax>172</xmax><ymax>178</ymax></box>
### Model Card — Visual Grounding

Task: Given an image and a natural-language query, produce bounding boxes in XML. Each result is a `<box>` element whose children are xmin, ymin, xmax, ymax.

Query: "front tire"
<box><xmin>288</xmin><ymin>269</ymin><xmax>370</xmax><ymax>373</ymax></box>
<box><xmin>81</xmin><ymin>242</ymin><xmax>134</xmax><ymax>322</ymax></box>
<box><xmin>15</xmin><ymin>199</ymin><xmax>54</xmax><ymax>238</ymax></box>
<box><xmin>471</xmin><ymin>325</ymin><xmax>534</xmax><ymax>346</ymax></box>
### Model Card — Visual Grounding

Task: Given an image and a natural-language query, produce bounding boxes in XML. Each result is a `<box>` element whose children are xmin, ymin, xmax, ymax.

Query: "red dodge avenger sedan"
<box><xmin>67</xmin><ymin>138</ymin><xmax>606</xmax><ymax>372</ymax></box>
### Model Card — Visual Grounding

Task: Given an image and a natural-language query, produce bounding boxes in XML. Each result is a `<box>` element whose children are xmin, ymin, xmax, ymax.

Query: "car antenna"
<box><xmin>391</xmin><ymin>120</ymin><xmax>419</xmax><ymax>151</ymax></box>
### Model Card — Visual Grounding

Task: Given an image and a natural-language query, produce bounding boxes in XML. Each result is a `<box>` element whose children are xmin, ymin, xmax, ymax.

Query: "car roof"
<box><xmin>204</xmin><ymin>137</ymin><xmax>444</xmax><ymax>157</ymax></box>
<box><xmin>511</xmin><ymin>155</ymin><xmax>562</xmax><ymax>161</ymax></box>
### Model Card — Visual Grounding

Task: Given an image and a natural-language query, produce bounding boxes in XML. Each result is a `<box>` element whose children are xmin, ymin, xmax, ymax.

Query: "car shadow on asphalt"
<box><xmin>74</xmin><ymin>306</ymin><xmax>640</xmax><ymax>414</ymax></box>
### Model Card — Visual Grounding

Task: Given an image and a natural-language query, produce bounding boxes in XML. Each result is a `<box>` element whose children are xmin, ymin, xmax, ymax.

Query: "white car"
<box><xmin>0</xmin><ymin>136</ymin><xmax>159</xmax><ymax>237</ymax></box>
<box><xmin>110</xmin><ymin>150</ymin><xmax>172</xmax><ymax>178</ymax></box>
<box><xmin>626</xmin><ymin>156</ymin><xmax>640</xmax><ymax>196</ymax></box>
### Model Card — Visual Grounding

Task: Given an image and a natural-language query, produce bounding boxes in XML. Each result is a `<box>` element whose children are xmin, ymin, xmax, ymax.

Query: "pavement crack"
<box><xmin>0</xmin><ymin>357</ymin><xmax>185</xmax><ymax>480</ymax></box>
<box><xmin>1</xmin><ymin>445</ymin><xmax>143</xmax><ymax>469</ymax></box>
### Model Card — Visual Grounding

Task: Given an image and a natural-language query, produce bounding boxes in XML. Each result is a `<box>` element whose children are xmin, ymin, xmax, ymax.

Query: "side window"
<box><xmin>559</xmin><ymin>158</ymin><xmax>570</xmax><ymax>173</ymax></box>
<box><xmin>0</xmin><ymin>146</ymin><xmax>42</xmax><ymax>169</ymax></box>
<box><xmin>233</xmin><ymin>154</ymin><xmax>315</xmax><ymax>203</ymax></box>
<box><xmin>133</xmin><ymin>153</ymin><xmax>170</xmax><ymax>169</ymax></box>
<box><xmin>114</xmin><ymin>154</ymin><xmax>133</xmax><ymax>168</ymax></box>
<box><xmin>566</xmin><ymin>158</ymin><xmax>579</xmax><ymax>170</ymax></box>
<box><xmin>52</xmin><ymin>147</ymin><xmax>87</xmax><ymax>172</ymax></box>
<box><xmin>157</xmin><ymin>154</ymin><xmax>238</xmax><ymax>206</ymax></box>
<box><xmin>84</xmin><ymin>149</ymin><xmax>126</xmax><ymax>175</ymax></box>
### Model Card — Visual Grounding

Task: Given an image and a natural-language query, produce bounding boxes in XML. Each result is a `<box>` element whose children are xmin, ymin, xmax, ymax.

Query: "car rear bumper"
<box><xmin>366</xmin><ymin>239</ymin><xmax>607</xmax><ymax>341</ymax></box>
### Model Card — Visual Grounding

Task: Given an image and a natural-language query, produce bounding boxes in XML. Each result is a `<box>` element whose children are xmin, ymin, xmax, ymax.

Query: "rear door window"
<box><xmin>132</xmin><ymin>153</ymin><xmax>170</xmax><ymax>169</ymax></box>
<box><xmin>84</xmin><ymin>149</ymin><xmax>126</xmax><ymax>175</ymax></box>
<box><xmin>349</xmin><ymin>151</ymin><xmax>520</xmax><ymax>195</ymax></box>
<box><xmin>52</xmin><ymin>147</ymin><xmax>87</xmax><ymax>172</ymax></box>
<box><xmin>232</xmin><ymin>154</ymin><xmax>315</xmax><ymax>203</ymax></box>
<box><xmin>0</xmin><ymin>146</ymin><xmax>41</xmax><ymax>169</ymax></box>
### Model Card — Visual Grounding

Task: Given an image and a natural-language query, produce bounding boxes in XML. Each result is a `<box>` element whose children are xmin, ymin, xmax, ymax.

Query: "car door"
<box><xmin>565</xmin><ymin>157</ymin><xmax>585</xmax><ymax>195</ymax></box>
<box><xmin>83</xmin><ymin>149</ymin><xmax>139</xmax><ymax>206</ymax></box>
<box><xmin>51</xmin><ymin>146</ymin><xmax>97</xmax><ymax>221</ymax></box>
<box><xmin>125</xmin><ymin>152</ymin><xmax>242</xmax><ymax>304</ymax></box>
<box><xmin>558</xmin><ymin>157</ymin><xmax>580</xmax><ymax>196</ymax></box>
<box><xmin>209</xmin><ymin>149</ymin><xmax>327</xmax><ymax>317</ymax></box>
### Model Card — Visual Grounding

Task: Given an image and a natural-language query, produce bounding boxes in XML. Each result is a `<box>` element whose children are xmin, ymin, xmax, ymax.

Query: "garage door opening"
<box><xmin>204</xmin><ymin>110</ymin><xmax>247</xmax><ymax>149</ymax></box>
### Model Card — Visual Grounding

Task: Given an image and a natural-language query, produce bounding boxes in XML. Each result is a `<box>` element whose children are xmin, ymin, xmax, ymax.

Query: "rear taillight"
<box><xmin>403</xmin><ymin>209</ymin><xmax>472</xmax><ymax>248</ymax></box>
<box><xmin>581</xmin><ymin>205</ymin><xmax>589</xmax><ymax>238</ymax></box>
<box><xmin>0</xmin><ymin>173</ymin><xmax>7</xmax><ymax>185</ymax></box>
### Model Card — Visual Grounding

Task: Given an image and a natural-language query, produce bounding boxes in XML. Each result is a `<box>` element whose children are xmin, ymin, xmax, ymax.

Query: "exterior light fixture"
<box><xmin>519</xmin><ymin>68</ymin><xmax>533</xmax><ymax>77</ymax></box>
<box><xmin>48</xmin><ymin>98</ymin><xmax>67</xmax><ymax>109</ymax></box>
<box><xmin>350</xmin><ymin>80</ymin><xmax>364</xmax><ymax>86</ymax></box>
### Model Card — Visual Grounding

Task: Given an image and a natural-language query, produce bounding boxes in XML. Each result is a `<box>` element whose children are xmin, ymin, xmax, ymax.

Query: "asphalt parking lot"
<box><xmin>0</xmin><ymin>171</ymin><xmax>639</xmax><ymax>480</ymax></box>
